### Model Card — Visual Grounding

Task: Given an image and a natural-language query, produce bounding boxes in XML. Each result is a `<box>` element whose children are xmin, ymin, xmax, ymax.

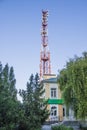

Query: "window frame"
<box><xmin>50</xmin><ymin>88</ymin><xmax>57</xmax><ymax>98</ymax></box>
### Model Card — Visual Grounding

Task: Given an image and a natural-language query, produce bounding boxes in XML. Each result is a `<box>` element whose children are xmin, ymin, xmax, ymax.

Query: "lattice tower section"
<box><xmin>40</xmin><ymin>10</ymin><xmax>51</xmax><ymax>79</ymax></box>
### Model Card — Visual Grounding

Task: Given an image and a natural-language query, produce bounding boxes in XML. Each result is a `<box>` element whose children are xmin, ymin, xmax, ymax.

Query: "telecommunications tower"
<box><xmin>40</xmin><ymin>10</ymin><xmax>51</xmax><ymax>79</ymax></box>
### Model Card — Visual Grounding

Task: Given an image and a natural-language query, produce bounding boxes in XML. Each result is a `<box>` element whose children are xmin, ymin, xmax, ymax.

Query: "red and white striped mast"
<box><xmin>40</xmin><ymin>10</ymin><xmax>51</xmax><ymax>79</ymax></box>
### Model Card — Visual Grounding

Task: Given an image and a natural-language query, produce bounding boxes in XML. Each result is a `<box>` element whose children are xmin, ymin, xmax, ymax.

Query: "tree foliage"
<box><xmin>19</xmin><ymin>73</ymin><xmax>49</xmax><ymax>130</ymax></box>
<box><xmin>58</xmin><ymin>52</ymin><xmax>87</xmax><ymax>120</ymax></box>
<box><xmin>0</xmin><ymin>62</ymin><xmax>49</xmax><ymax>130</ymax></box>
<box><xmin>0</xmin><ymin>62</ymin><xmax>21</xmax><ymax>129</ymax></box>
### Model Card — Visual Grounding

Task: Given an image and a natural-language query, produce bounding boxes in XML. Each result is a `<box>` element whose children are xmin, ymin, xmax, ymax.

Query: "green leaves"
<box><xmin>58</xmin><ymin>52</ymin><xmax>87</xmax><ymax>120</ymax></box>
<box><xmin>52</xmin><ymin>125</ymin><xmax>73</xmax><ymax>130</ymax></box>
<box><xmin>0</xmin><ymin>63</ymin><xmax>49</xmax><ymax>130</ymax></box>
<box><xmin>0</xmin><ymin>62</ymin><xmax>19</xmax><ymax>129</ymax></box>
<box><xmin>20</xmin><ymin>73</ymin><xmax>49</xmax><ymax>130</ymax></box>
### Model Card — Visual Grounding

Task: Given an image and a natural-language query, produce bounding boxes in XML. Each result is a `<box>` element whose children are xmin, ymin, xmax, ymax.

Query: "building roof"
<box><xmin>43</xmin><ymin>77</ymin><xmax>57</xmax><ymax>83</ymax></box>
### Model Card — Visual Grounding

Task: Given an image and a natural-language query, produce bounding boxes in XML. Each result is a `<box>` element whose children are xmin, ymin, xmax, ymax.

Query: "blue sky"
<box><xmin>0</xmin><ymin>0</ymin><xmax>87</xmax><ymax>91</ymax></box>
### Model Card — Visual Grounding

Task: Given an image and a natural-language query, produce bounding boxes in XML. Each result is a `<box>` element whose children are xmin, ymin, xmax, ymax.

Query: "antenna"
<box><xmin>40</xmin><ymin>10</ymin><xmax>51</xmax><ymax>79</ymax></box>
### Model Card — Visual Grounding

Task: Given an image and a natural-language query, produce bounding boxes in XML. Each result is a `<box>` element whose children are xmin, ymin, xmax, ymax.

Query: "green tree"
<box><xmin>58</xmin><ymin>52</ymin><xmax>87</xmax><ymax>120</ymax></box>
<box><xmin>0</xmin><ymin>63</ymin><xmax>20</xmax><ymax>129</ymax></box>
<box><xmin>19</xmin><ymin>73</ymin><xmax>49</xmax><ymax>130</ymax></box>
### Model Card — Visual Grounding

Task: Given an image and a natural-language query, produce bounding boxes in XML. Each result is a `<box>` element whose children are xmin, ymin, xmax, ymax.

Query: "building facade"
<box><xmin>42</xmin><ymin>74</ymin><xmax>64</xmax><ymax>121</ymax></box>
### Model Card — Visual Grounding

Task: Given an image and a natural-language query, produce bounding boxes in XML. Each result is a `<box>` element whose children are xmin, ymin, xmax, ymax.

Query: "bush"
<box><xmin>80</xmin><ymin>126</ymin><xmax>87</xmax><ymax>130</ymax></box>
<box><xmin>51</xmin><ymin>125</ymin><xmax>73</xmax><ymax>130</ymax></box>
<box><xmin>0</xmin><ymin>127</ymin><xmax>6</xmax><ymax>130</ymax></box>
<box><xmin>80</xmin><ymin>123</ymin><xmax>87</xmax><ymax>130</ymax></box>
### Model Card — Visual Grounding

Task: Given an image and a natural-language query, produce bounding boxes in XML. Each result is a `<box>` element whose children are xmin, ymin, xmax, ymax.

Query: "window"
<box><xmin>50</xmin><ymin>106</ymin><xmax>58</xmax><ymax>121</ymax></box>
<box><xmin>63</xmin><ymin>108</ymin><xmax>65</xmax><ymax>117</ymax></box>
<box><xmin>51</xmin><ymin>88</ymin><xmax>57</xmax><ymax>98</ymax></box>
<box><xmin>51</xmin><ymin>106</ymin><xmax>57</xmax><ymax>116</ymax></box>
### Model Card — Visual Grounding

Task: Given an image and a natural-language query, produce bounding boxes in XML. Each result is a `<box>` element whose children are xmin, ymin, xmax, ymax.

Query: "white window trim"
<box><xmin>50</xmin><ymin>86</ymin><xmax>58</xmax><ymax>99</ymax></box>
<box><xmin>50</xmin><ymin>105</ymin><xmax>58</xmax><ymax>121</ymax></box>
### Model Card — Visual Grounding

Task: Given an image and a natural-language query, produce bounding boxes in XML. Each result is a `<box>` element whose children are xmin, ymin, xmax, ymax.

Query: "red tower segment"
<box><xmin>40</xmin><ymin>10</ymin><xmax>51</xmax><ymax>79</ymax></box>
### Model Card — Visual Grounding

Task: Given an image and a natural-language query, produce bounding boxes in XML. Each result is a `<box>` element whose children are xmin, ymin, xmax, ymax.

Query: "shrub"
<box><xmin>0</xmin><ymin>127</ymin><xmax>6</xmax><ymax>130</ymax></box>
<box><xmin>51</xmin><ymin>125</ymin><xmax>73</xmax><ymax>130</ymax></box>
<box><xmin>81</xmin><ymin>126</ymin><xmax>87</xmax><ymax>130</ymax></box>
